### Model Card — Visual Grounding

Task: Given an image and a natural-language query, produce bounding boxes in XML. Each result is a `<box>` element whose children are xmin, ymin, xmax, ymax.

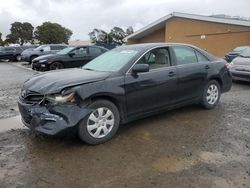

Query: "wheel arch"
<box><xmin>30</xmin><ymin>54</ymin><xmax>39</xmax><ymax>60</ymax></box>
<box><xmin>87</xmin><ymin>94</ymin><xmax>126</xmax><ymax>123</ymax></box>
<box><xmin>208</xmin><ymin>76</ymin><xmax>222</xmax><ymax>89</ymax></box>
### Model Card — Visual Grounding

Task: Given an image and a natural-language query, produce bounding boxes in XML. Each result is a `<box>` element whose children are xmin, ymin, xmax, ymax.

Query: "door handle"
<box><xmin>205</xmin><ymin>65</ymin><xmax>210</xmax><ymax>69</ymax></box>
<box><xmin>168</xmin><ymin>71</ymin><xmax>176</xmax><ymax>77</ymax></box>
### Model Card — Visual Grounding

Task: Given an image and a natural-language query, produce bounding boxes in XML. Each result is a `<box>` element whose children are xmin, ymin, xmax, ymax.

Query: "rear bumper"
<box><xmin>230</xmin><ymin>70</ymin><xmax>250</xmax><ymax>82</ymax></box>
<box><xmin>18</xmin><ymin>99</ymin><xmax>91</xmax><ymax>135</ymax></box>
<box><xmin>221</xmin><ymin>71</ymin><xmax>232</xmax><ymax>93</ymax></box>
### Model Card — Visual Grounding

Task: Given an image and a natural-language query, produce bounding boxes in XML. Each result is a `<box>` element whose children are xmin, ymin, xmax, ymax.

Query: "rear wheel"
<box><xmin>15</xmin><ymin>54</ymin><xmax>21</xmax><ymax>61</ymax></box>
<box><xmin>78</xmin><ymin>100</ymin><xmax>120</xmax><ymax>145</ymax></box>
<box><xmin>49</xmin><ymin>62</ymin><xmax>64</xmax><ymax>70</ymax></box>
<box><xmin>201</xmin><ymin>80</ymin><xmax>221</xmax><ymax>109</ymax></box>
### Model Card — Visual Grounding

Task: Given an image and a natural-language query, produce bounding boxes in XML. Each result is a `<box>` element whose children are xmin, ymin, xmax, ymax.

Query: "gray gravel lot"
<box><xmin>0</xmin><ymin>61</ymin><xmax>249</xmax><ymax>188</ymax></box>
<box><xmin>0</xmin><ymin>62</ymin><xmax>34</xmax><ymax>119</ymax></box>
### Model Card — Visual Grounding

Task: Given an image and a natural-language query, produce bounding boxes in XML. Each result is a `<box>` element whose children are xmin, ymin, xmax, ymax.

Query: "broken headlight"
<box><xmin>46</xmin><ymin>92</ymin><xmax>75</xmax><ymax>104</ymax></box>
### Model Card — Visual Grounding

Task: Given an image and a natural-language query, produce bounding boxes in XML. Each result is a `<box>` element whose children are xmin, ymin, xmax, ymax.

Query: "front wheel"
<box><xmin>49</xmin><ymin>62</ymin><xmax>64</xmax><ymax>70</ymax></box>
<box><xmin>78</xmin><ymin>100</ymin><xmax>120</xmax><ymax>145</ymax></box>
<box><xmin>201</xmin><ymin>80</ymin><xmax>221</xmax><ymax>109</ymax></box>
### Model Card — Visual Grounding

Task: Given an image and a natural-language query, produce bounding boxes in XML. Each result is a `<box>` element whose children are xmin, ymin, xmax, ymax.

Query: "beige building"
<box><xmin>126</xmin><ymin>12</ymin><xmax>250</xmax><ymax>57</ymax></box>
<box><xmin>68</xmin><ymin>40</ymin><xmax>91</xmax><ymax>46</ymax></box>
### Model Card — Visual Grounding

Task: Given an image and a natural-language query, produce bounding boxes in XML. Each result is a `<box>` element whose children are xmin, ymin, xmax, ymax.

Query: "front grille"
<box><xmin>20</xmin><ymin>90</ymin><xmax>44</xmax><ymax>104</ymax></box>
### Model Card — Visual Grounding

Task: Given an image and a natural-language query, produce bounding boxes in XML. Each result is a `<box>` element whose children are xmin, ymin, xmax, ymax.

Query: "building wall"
<box><xmin>165</xmin><ymin>18</ymin><xmax>250</xmax><ymax>57</ymax></box>
<box><xmin>127</xmin><ymin>28</ymin><xmax>165</xmax><ymax>44</ymax></box>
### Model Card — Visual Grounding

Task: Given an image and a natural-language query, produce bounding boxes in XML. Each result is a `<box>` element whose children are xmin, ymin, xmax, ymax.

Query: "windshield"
<box><xmin>83</xmin><ymin>49</ymin><xmax>139</xmax><ymax>72</ymax></box>
<box><xmin>234</xmin><ymin>46</ymin><xmax>249</xmax><ymax>52</ymax></box>
<box><xmin>0</xmin><ymin>47</ymin><xmax>4</xmax><ymax>52</ymax></box>
<box><xmin>57</xmin><ymin>47</ymin><xmax>74</xmax><ymax>55</ymax></box>
<box><xmin>240</xmin><ymin>48</ymin><xmax>250</xmax><ymax>57</ymax></box>
<box><xmin>34</xmin><ymin>45</ymin><xmax>45</xmax><ymax>51</ymax></box>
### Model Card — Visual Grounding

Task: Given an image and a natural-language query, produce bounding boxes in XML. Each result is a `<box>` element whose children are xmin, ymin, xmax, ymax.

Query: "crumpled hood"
<box><xmin>23</xmin><ymin>68</ymin><xmax>110</xmax><ymax>94</ymax></box>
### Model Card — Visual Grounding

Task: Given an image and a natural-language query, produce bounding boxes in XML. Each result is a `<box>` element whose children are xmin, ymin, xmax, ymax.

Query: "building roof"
<box><xmin>126</xmin><ymin>12</ymin><xmax>250</xmax><ymax>40</ymax></box>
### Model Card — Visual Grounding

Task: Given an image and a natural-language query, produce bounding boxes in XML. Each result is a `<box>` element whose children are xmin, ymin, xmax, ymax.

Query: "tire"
<box><xmin>78</xmin><ymin>100</ymin><xmax>120</xmax><ymax>145</ymax></box>
<box><xmin>29</xmin><ymin>56</ymin><xmax>38</xmax><ymax>64</ymax></box>
<box><xmin>201</xmin><ymin>80</ymin><xmax>221</xmax><ymax>109</ymax></box>
<box><xmin>49</xmin><ymin>62</ymin><xmax>64</xmax><ymax>70</ymax></box>
<box><xmin>15</xmin><ymin>54</ymin><xmax>21</xmax><ymax>61</ymax></box>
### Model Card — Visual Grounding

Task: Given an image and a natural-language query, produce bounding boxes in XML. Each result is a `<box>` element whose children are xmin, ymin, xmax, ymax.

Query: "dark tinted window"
<box><xmin>51</xmin><ymin>45</ymin><xmax>66</xmax><ymax>50</ymax></box>
<box><xmin>196</xmin><ymin>51</ymin><xmax>208</xmax><ymax>62</ymax></box>
<box><xmin>89</xmin><ymin>47</ymin><xmax>103</xmax><ymax>56</ymax></box>
<box><xmin>4</xmin><ymin>47</ymin><xmax>16</xmax><ymax>52</ymax></box>
<box><xmin>172</xmin><ymin>46</ymin><xmax>198</xmax><ymax>65</ymax></box>
<box><xmin>71</xmin><ymin>47</ymin><xmax>87</xmax><ymax>57</ymax></box>
<box><xmin>137</xmin><ymin>47</ymin><xmax>171</xmax><ymax>70</ymax></box>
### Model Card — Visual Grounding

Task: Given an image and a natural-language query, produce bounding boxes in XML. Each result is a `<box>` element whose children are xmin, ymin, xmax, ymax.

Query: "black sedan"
<box><xmin>18</xmin><ymin>43</ymin><xmax>232</xmax><ymax>145</ymax></box>
<box><xmin>230</xmin><ymin>48</ymin><xmax>250</xmax><ymax>82</ymax></box>
<box><xmin>32</xmin><ymin>45</ymin><xmax>108</xmax><ymax>71</ymax></box>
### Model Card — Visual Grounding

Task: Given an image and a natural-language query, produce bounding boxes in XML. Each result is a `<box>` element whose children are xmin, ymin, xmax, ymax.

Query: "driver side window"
<box><xmin>137</xmin><ymin>48</ymin><xmax>171</xmax><ymax>70</ymax></box>
<box><xmin>42</xmin><ymin>46</ymin><xmax>51</xmax><ymax>52</ymax></box>
<box><xmin>72</xmin><ymin>47</ymin><xmax>87</xmax><ymax>57</ymax></box>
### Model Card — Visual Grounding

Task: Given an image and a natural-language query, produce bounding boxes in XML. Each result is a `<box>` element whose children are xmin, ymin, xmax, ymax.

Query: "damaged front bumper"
<box><xmin>18</xmin><ymin>100</ymin><xmax>91</xmax><ymax>135</ymax></box>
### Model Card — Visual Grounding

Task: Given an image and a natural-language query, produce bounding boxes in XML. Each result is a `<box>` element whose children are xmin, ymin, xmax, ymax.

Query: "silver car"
<box><xmin>230</xmin><ymin>49</ymin><xmax>250</xmax><ymax>82</ymax></box>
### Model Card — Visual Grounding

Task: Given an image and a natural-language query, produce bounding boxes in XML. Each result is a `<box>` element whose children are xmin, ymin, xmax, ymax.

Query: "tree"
<box><xmin>126</xmin><ymin>26</ymin><xmax>134</xmax><ymax>35</ymax></box>
<box><xmin>34</xmin><ymin>22</ymin><xmax>72</xmax><ymax>44</ymax></box>
<box><xmin>6</xmin><ymin>22</ymin><xmax>34</xmax><ymax>45</ymax></box>
<box><xmin>89</xmin><ymin>26</ymin><xmax>134</xmax><ymax>45</ymax></box>
<box><xmin>88</xmin><ymin>29</ymin><xmax>112</xmax><ymax>44</ymax></box>
<box><xmin>0</xmin><ymin>32</ymin><xmax>4</xmax><ymax>46</ymax></box>
<box><xmin>109</xmin><ymin>27</ymin><xmax>127</xmax><ymax>45</ymax></box>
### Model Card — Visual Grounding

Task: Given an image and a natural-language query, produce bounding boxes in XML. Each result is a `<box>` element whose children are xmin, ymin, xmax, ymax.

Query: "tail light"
<box><xmin>224</xmin><ymin>63</ymin><xmax>233</xmax><ymax>69</ymax></box>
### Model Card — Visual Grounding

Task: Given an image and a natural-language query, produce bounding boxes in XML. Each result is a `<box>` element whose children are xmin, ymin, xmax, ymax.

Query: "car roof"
<box><xmin>114</xmin><ymin>43</ymin><xmax>202</xmax><ymax>51</ymax></box>
<box><xmin>71</xmin><ymin>45</ymin><xmax>108</xmax><ymax>50</ymax></box>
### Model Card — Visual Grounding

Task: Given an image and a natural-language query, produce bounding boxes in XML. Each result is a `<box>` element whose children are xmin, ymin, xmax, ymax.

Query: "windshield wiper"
<box><xmin>83</xmin><ymin>68</ymin><xmax>95</xmax><ymax>71</ymax></box>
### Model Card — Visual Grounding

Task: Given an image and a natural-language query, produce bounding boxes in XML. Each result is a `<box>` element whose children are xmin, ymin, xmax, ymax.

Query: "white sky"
<box><xmin>0</xmin><ymin>0</ymin><xmax>250</xmax><ymax>40</ymax></box>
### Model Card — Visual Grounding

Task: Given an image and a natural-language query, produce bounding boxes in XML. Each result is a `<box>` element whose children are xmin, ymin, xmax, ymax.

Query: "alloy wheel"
<box><xmin>87</xmin><ymin>107</ymin><xmax>115</xmax><ymax>138</ymax></box>
<box><xmin>206</xmin><ymin>84</ymin><xmax>219</xmax><ymax>105</ymax></box>
<box><xmin>50</xmin><ymin>62</ymin><xmax>63</xmax><ymax>70</ymax></box>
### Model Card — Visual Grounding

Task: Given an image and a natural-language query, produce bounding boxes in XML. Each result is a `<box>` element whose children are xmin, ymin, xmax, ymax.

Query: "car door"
<box><xmin>171</xmin><ymin>45</ymin><xmax>210</xmax><ymax>102</ymax></box>
<box><xmin>67</xmin><ymin>47</ymin><xmax>88</xmax><ymax>68</ymax></box>
<box><xmin>0</xmin><ymin>47</ymin><xmax>15</xmax><ymax>59</ymax></box>
<box><xmin>125</xmin><ymin>47</ymin><xmax>178</xmax><ymax>117</ymax></box>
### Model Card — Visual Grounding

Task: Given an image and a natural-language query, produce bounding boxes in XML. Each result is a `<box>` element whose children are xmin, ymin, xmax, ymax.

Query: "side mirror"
<box><xmin>132</xmin><ymin>64</ymin><xmax>149</xmax><ymax>74</ymax></box>
<box><xmin>69</xmin><ymin>52</ymin><xmax>75</xmax><ymax>57</ymax></box>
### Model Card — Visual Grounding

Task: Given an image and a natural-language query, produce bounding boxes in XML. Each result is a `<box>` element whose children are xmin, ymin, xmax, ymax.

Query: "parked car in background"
<box><xmin>21</xmin><ymin>44</ymin><xmax>68</xmax><ymax>63</ymax></box>
<box><xmin>230</xmin><ymin>48</ymin><xmax>250</xmax><ymax>82</ymax></box>
<box><xmin>18</xmin><ymin>43</ymin><xmax>232</xmax><ymax>145</ymax></box>
<box><xmin>32</xmin><ymin>45</ymin><xmax>108</xmax><ymax>71</ymax></box>
<box><xmin>225</xmin><ymin>46</ymin><xmax>250</xmax><ymax>62</ymax></box>
<box><xmin>0</xmin><ymin>45</ymin><xmax>37</xmax><ymax>61</ymax></box>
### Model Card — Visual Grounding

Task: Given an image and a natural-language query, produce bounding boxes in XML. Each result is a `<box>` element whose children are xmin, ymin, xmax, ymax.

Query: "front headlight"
<box><xmin>39</xmin><ymin>59</ymin><xmax>48</xmax><ymax>63</ymax></box>
<box><xmin>46</xmin><ymin>92</ymin><xmax>75</xmax><ymax>104</ymax></box>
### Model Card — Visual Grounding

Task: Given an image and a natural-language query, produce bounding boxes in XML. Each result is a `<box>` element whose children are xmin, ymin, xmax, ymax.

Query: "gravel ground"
<box><xmin>0</xmin><ymin>62</ymin><xmax>34</xmax><ymax>119</ymax></box>
<box><xmin>0</xmin><ymin>62</ymin><xmax>249</xmax><ymax>188</ymax></box>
